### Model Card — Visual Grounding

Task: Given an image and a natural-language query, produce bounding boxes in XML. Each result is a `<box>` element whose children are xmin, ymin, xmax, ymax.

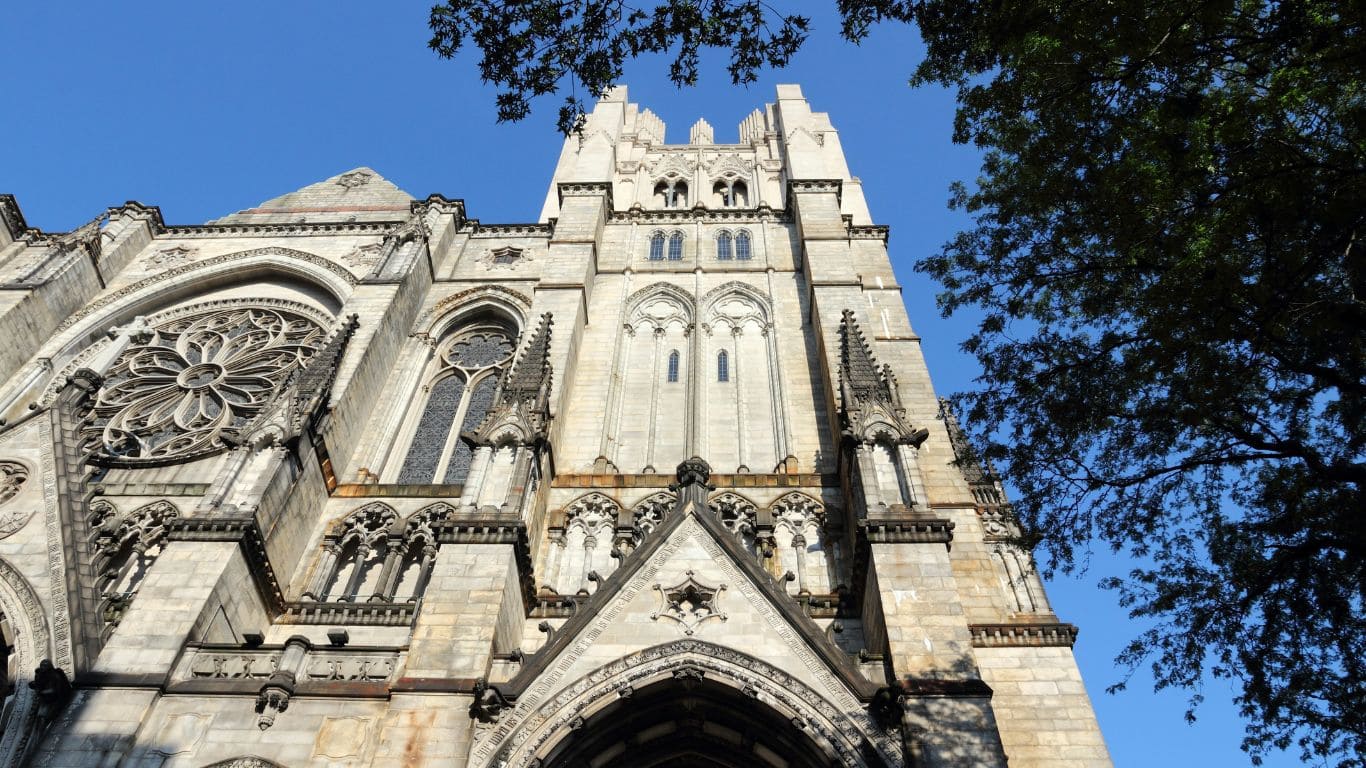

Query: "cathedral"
<box><xmin>0</xmin><ymin>85</ymin><xmax>1110</xmax><ymax>767</ymax></box>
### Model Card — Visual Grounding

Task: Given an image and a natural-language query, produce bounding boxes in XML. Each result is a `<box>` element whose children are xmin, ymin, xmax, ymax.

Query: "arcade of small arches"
<box><xmin>540</xmin><ymin>490</ymin><xmax>838</xmax><ymax>598</ymax></box>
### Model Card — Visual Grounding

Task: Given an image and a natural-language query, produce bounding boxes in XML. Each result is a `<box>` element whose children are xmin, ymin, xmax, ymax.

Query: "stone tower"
<box><xmin>0</xmin><ymin>85</ymin><xmax>1110</xmax><ymax>766</ymax></box>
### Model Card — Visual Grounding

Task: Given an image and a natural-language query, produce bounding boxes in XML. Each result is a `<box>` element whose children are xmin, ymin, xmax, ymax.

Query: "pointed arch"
<box><xmin>0</xmin><ymin>557</ymin><xmax>50</xmax><ymax>766</ymax></box>
<box><xmin>475</xmin><ymin>640</ymin><xmax>898</xmax><ymax>768</ymax></box>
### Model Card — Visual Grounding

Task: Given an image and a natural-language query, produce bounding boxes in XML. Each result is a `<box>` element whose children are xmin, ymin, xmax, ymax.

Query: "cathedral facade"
<box><xmin>0</xmin><ymin>85</ymin><xmax>1110</xmax><ymax>767</ymax></box>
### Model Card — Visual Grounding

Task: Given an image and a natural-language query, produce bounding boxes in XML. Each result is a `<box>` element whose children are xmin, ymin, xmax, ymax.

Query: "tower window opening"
<box><xmin>667</xmin><ymin>350</ymin><xmax>680</xmax><ymax>382</ymax></box>
<box><xmin>648</xmin><ymin>232</ymin><xmax>665</xmax><ymax>261</ymax></box>
<box><xmin>735</xmin><ymin>230</ymin><xmax>752</xmax><ymax>261</ymax></box>
<box><xmin>717</xmin><ymin>350</ymin><xmax>730</xmax><ymax>382</ymax></box>
<box><xmin>668</xmin><ymin>232</ymin><xmax>684</xmax><ymax>261</ymax></box>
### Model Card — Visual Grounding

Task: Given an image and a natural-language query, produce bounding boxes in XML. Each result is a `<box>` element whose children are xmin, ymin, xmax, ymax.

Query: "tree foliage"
<box><xmin>429</xmin><ymin>1</ymin><xmax>1366</xmax><ymax>763</ymax></box>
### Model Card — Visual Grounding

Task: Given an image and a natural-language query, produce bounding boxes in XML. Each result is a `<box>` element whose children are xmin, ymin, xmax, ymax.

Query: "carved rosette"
<box><xmin>82</xmin><ymin>301</ymin><xmax>329</xmax><ymax>464</ymax></box>
<box><xmin>652</xmin><ymin>571</ymin><xmax>727</xmax><ymax>636</ymax></box>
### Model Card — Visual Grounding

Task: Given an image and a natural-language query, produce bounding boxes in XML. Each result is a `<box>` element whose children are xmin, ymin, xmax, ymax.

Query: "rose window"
<box><xmin>84</xmin><ymin>302</ymin><xmax>328</xmax><ymax>463</ymax></box>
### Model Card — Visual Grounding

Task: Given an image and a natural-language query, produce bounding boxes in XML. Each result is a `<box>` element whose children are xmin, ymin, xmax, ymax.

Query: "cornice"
<box><xmin>609</xmin><ymin>204</ymin><xmax>789</xmax><ymax>225</ymax></box>
<box><xmin>161</xmin><ymin>221</ymin><xmax>397</xmax><ymax>238</ymax></box>
<box><xmin>550</xmin><ymin>472</ymin><xmax>837</xmax><ymax>488</ymax></box>
<box><xmin>556</xmin><ymin>181</ymin><xmax>614</xmax><ymax>208</ymax></box>
<box><xmin>467</xmin><ymin>222</ymin><xmax>554</xmax><ymax>239</ymax></box>
<box><xmin>969</xmin><ymin>622</ymin><xmax>1079</xmax><ymax>648</ymax></box>
<box><xmin>786</xmin><ymin>178</ymin><xmax>843</xmax><ymax>203</ymax></box>
<box><xmin>860</xmin><ymin>517</ymin><xmax>955</xmax><ymax>544</ymax></box>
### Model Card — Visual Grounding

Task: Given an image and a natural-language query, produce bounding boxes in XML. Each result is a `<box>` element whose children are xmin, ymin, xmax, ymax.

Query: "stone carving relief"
<box><xmin>476</xmin><ymin>638</ymin><xmax>900</xmax><ymax>768</ymax></box>
<box><xmin>0</xmin><ymin>462</ymin><xmax>33</xmax><ymax>539</ymax></box>
<box><xmin>651</xmin><ymin>570</ymin><xmax>726</xmax><ymax>635</ymax></box>
<box><xmin>340</xmin><ymin>242</ymin><xmax>384</xmax><ymax>271</ymax></box>
<box><xmin>200</xmin><ymin>756</ymin><xmax>287</xmax><ymax>768</ymax></box>
<box><xmin>474</xmin><ymin>246</ymin><xmax>531</xmax><ymax>271</ymax></box>
<box><xmin>82</xmin><ymin>300</ymin><xmax>329</xmax><ymax>464</ymax></box>
<box><xmin>630</xmin><ymin>492</ymin><xmax>675</xmax><ymax>546</ymax></box>
<box><xmin>336</xmin><ymin>170</ymin><xmax>373</xmax><ymax>189</ymax></box>
<box><xmin>646</xmin><ymin>153</ymin><xmax>695</xmax><ymax>179</ymax></box>
<box><xmin>144</xmin><ymin>245</ymin><xmax>200</xmax><ymax>268</ymax></box>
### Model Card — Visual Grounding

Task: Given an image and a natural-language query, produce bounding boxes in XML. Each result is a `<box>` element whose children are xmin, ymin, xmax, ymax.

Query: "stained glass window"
<box><xmin>397</xmin><ymin>326</ymin><xmax>515</xmax><ymax>485</ymax></box>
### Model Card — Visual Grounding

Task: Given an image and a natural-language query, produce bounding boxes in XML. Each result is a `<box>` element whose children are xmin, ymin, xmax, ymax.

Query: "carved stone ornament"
<box><xmin>651</xmin><ymin>571</ymin><xmax>726</xmax><ymax>635</ymax></box>
<box><xmin>0</xmin><ymin>461</ymin><xmax>34</xmax><ymax>539</ymax></box>
<box><xmin>336</xmin><ymin>170</ymin><xmax>373</xmax><ymax>189</ymax></box>
<box><xmin>144</xmin><ymin>245</ymin><xmax>199</xmax><ymax>268</ymax></box>
<box><xmin>474</xmin><ymin>246</ymin><xmax>531</xmax><ymax>271</ymax></box>
<box><xmin>341</xmin><ymin>242</ymin><xmax>384</xmax><ymax>270</ymax></box>
<box><xmin>82</xmin><ymin>300</ymin><xmax>329</xmax><ymax>464</ymax></box>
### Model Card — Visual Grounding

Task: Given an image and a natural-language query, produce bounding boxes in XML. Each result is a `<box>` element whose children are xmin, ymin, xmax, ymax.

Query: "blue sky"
<box><xmin>3</xmin><ymin>2</ymin><xmax>1301</xmax><ymax>765</ymax></box>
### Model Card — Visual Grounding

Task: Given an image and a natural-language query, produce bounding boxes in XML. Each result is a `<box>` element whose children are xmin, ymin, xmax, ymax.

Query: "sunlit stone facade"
<box><xmin>0</xmin><ymin>85</ymin><xmax>1110</xmax><ymax>767</ymax></box>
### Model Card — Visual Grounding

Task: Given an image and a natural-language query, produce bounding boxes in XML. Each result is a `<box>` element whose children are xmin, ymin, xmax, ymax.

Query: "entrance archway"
<box><xmin>541</xmin><ymin>675</ymin><xmax>830</xmax><ymax>768</ymax></box>
<box><xmin>474</xmin><ymin>641</ymin><xmax>898</xmax><ymax>768</ymax></box>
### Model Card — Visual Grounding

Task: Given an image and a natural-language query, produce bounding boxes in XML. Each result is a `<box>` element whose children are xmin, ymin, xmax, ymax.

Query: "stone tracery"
<box><xmin>82</xmin><ymin>301</ymin><xmax>329</xmax><ymax>464</ymax></box>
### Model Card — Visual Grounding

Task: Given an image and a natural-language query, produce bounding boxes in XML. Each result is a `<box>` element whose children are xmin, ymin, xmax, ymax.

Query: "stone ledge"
<box><xmin>861</xmin><ymin>518</ymin><xmax>955</xmax><ymax>544</ymax></box>
<box><xmin>970</xmin><ymin>622</ymin><xmax>1079</xmax><ymax>648</ymax></box>
<box><xmin>278</xmin><ymin>601</ymin><xmax>418</xmax><ymax>626</ymax></box>
<box><xmin>901</xmin><ymin>678</ymin><xmax>994</xmax><ymax>698</ymax></box>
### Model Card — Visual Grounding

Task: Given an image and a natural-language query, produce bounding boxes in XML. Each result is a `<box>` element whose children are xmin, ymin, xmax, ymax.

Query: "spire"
<box><xmin>500</xmin><ymin>313</ymin><xmax>553</xmax><ymax>405</ymax></box>
<box><xmin>838</xmin><ymin>309</ymin><xmax>925</xmax><ymax>445</ymax></box>
<box><xmin>469</xmin><ymin>313</ymin><xmax>555</xmax><ymax>445</ymax></box>
<box><xmin>690</xmin><ymin>118</ymin><xmax>714</xmax><ymax>145</ymax></box>
<box><xmin>938</xmin><ymin>397</ymin><xmax>1001</xmax><ymax>502</ymax></box>
<box><xmin>839</xmin><ymin>309</ymin><xmax>888</xmax><ymax>403</ymax></box>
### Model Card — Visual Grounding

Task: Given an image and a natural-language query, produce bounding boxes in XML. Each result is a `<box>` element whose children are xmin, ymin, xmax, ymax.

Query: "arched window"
<box><xmin>716</xmin><ymin>232</ymin><xmax>733</xmax><ymax>261</ymax></box>
<box><xmin>731</xmin><ymin>180</ymin><xmax>748</xmax><ymax>207</ymax></box>
<box><xmin>713</xmin><ymin>181</ymin><xmax>731</xmax><ymax>207</ymax></box>
<box><xmin>735</xmin><ymin>230</ymin><xmax>752</xmax><ymax>261</ymax></box>
<box><xmin>673</xmin><ymin>181</ymin><xmax>689</xmax><ymax>207</ymax></box>
<box><xmin>717</xmin><ymin>350</ymin><xmax>730</xmax><ymax>382</ymax></box>
<box><xmin>667</xmin><ymin>232</ymin><xmax>684</xmax><ymax>261</ymax></box>
<box><xmin>667</xmin><ymin>350</ymin><xmax>680</xmax><ymax>382</ymax></box>
<box><xmin>653</xmin><ymin>182</ymin><xmax>670</xmax><ymax>208</ymax></box>
<box><xmin>648</xmin><ymin>231</ymin><xmax>665</xmax><ymax>261</ymax></box>
<box><xmin>397</xmin><ymin>326</ymin><xmax>516</xmax><ymax>484</ymax></box>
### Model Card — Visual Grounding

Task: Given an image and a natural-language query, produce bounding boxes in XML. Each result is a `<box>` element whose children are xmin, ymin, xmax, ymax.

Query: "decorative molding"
<box><xmin>468</xmin><ymin>223</ymin><xmax>553</xmax><ymax>239</ymax></box>
<box><xmin>143</xmin><ymin>245</ymin><xmax>200</xmax><ymax>268</ymax></box>
<box><xmin>860</xmin><ymin>518</ymin><xmax>954</xmax><ymax>544</ymax></box>
<box><xmin>970</xmin><ymin>622</ymin><xmax>1078</xmax><ymax>648</ymax></box>
<box><xmin>162</xmin><ymin>221</ymin><xmax>395</xmax><ymax>238</ymax></box>
<box><xmin>610</xmin><ymin>206</ymin><xmax>787</xmax><ymax>224</ymax></box>
<box><xmin>651</xmin><ymin>570</ymin><xmax>726</xmax><ymax>636</ymax></box>
<box><xmin>473</xmin><ymin>246</ymin><xmax>532</xmax><ymax>271</ymax></box>
<box><xmin>412</xmin><ymin>285</ymin><xmax>533</xmax><ymax>337</ymax></box>
<box><xmin>787</xmin><ymin>178</ymin><xmax>843</xmax><ymax>203</ymax></box>
<box><xmin>340</xmin><ymin>242</ymin><xmax>384</xmax><ymax>272</ymax></box>
<box><xmin>475</xmin><ymin>639</ymin><xmax>899</xmax><ymax>768</ymax></box>
<box><xmin>336</xmin><ymin>170</ymin><xmax>374</xmax><ymax>189</ymax></box>
<box><xmin>56</xmin><ymin>246</ymin><xmax>356</xmax><ymax>335</ymax></box>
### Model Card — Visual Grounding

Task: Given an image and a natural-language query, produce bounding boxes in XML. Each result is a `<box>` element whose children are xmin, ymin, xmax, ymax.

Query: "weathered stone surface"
<box><xmin>0</xmin><ymin>84</ymin><xmax>1109</xmax><ymax>768</ymax></box>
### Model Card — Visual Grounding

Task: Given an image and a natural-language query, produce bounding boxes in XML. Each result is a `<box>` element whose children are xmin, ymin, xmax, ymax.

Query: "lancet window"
<box><xmin>667</xmin><ymin>351</ymin><xmax>680</xmax><ymax>382</ymax></box>
<box><xmin>301</xmin><ymin>502</ymin><xmax>453</xmax><ymax>603</ymax></box>
<box><xmin>735</xmin><ymin>230</ymin><xmax>752</xmax><ymax>261</ymax></box>
<box><xmin>396</xmin><ymin>324</ymin><xmax>516</xmax><ymax>485</ymax></box>
<box><xmin>667</xmin><ymin>232</ymin><xmax>685</xmax><ymax>261</ymax></box>
<box><xmin>92</xmin><ymin>500</ymin><xmax>180</xmax><ymax>636</ymax></box>
<box><xmin>716</xmin><ymin>232</ymin><xmax>734</xmax><ymax>261</ymax></box>
<box><xmin>717</xmin><ymin>350</ymin><xmax>730</xmax><ymax>382</ymax></box>
<box><xmin>648</xmin><ymin>232</ymin><xmax>666</xmax><ymax>261</ymax></box>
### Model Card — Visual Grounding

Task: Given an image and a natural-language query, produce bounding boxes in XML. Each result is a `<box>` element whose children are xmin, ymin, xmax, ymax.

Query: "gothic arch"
<box><xmin>52</xmin><ymin>246</ymin><xmax>351</xmax><ymax>349</ymax></box>
<box><xmin>625</xmin><ymin>282</ymin><xmax>695</xmax><ymax>331</ymax></box>
<box><xmin>0</xmin><ymin>556</ymin><xmax>52</xmax><ymax>766</ymax></box>
<box><xmin>701</xmin><ymin>280</ymin><xmax>772</xmax><ymax>324</ymax></box>
<box><xmin>199</xmin><ymin>758</ymin><xmax>289</xmax><ymax>768</ymax></box>
<box><xmin>474</xmin><ymin>640</ymin><xmax>897</xmax><ymax>768</ymax></box>
<box><xmin>414</xmin><ymin>284</ymin><xmax>530</xmax><ymax>342</ymax></box>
